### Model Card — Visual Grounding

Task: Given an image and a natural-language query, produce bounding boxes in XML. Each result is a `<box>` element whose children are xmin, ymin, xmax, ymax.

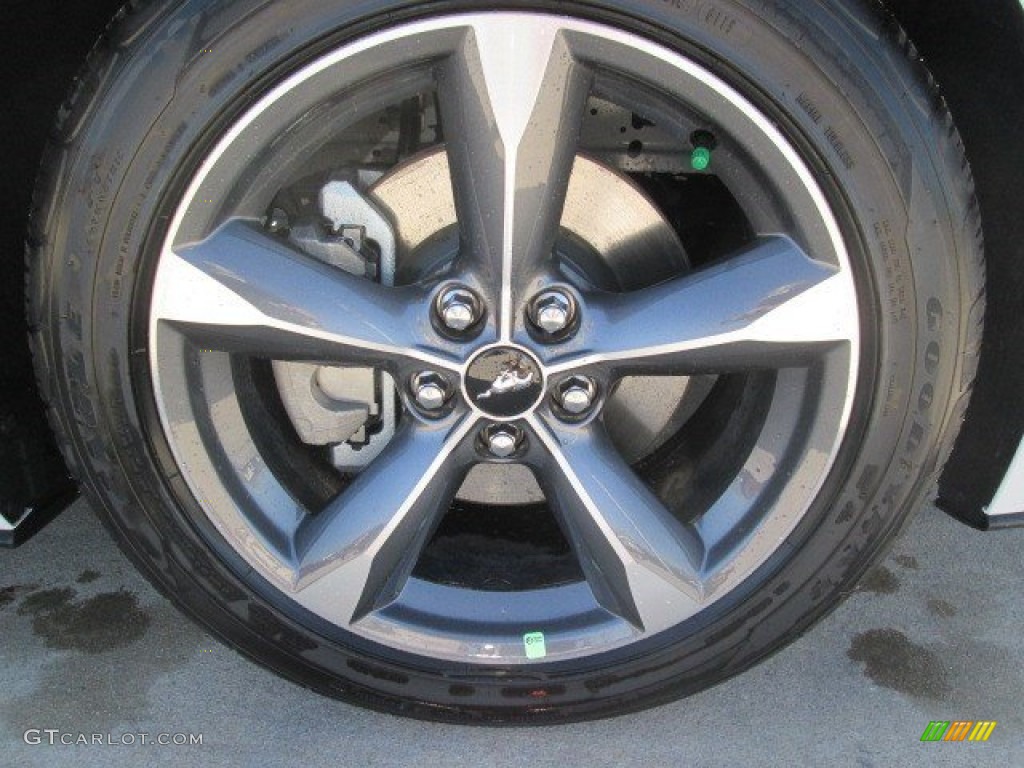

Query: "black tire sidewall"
<box><xmin>33</xmin><ymin>0</ymin><xmax>977</xmax><ymax>721</ymax></box>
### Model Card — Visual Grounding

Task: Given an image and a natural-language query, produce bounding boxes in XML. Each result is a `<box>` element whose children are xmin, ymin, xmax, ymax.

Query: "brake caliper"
<box><xmin>271</xmin><ymin>179</ymin><xmax>398</xmax><ymax>472</ymax></box>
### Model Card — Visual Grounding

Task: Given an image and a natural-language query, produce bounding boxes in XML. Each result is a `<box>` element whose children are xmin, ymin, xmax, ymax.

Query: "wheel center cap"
<box><xmin>464</xmin><ymin>346</ymin><xmax>545</xmax><ymax>419</ymax></box>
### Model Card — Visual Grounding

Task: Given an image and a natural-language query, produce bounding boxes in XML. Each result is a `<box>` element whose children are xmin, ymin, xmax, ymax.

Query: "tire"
<box><xmin>28</xmin><ymin>0</ymin><xmax>983</xmax><ymax>723</ymax></box>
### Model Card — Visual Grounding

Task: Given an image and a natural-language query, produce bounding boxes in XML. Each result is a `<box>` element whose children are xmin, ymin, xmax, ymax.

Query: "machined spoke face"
<box><xmin>152</xmin><ymin>220</ymin><xmax>458</xmax><ymax>372</ymax></box>
<box><xmin>545</xmin><ymin>236</ymin><xmax>858</xmax><ymax>377</ymax></box>
<box><xmin>526</xmin><ymin>414</ymin><xmax>705</xmax><ymax>631</ymax></box>
<box><xmin>290</xmin><ymin>415</ymin><xmax>479</xmax><ymax>624</ymax></box>
<box><xmin>438</xmin><ymin>18</ymin><xmax>592</xmax><ymax>339</ymax></box>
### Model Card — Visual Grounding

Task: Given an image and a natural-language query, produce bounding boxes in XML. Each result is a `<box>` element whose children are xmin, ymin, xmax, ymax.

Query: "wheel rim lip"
<box><xmin>146</xmin><ymin>12</ymin><xmax>862</xmax><ymax>664</ymax></box>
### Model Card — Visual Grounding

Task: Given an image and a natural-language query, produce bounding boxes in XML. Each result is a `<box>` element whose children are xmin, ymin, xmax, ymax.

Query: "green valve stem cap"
<box><xmin>691</xmin><ymin>146</ymin><xmax>712</xmax><ymax>171</ymax></box>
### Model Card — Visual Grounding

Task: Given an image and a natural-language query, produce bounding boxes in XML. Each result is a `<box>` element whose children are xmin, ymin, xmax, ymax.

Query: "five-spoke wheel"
<box><xmin>149</xmin><ymin>14</ymin><xmax>859</xmax><ymax>660</ymax></box>
<box><xmin>34</xmin><ymin>0</ymin><xmax>982</xmax><ymax>721</ymax></box>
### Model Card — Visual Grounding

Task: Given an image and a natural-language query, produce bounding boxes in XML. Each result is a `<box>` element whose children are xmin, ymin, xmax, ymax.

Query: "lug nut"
<box><xmin>437</xmin><ymin>286</ymin><xmax>482</xmax><ymax>332</ymax></box>
<box><xmin>528</xmin><ymin>289</ymin><xmax>576</xmax><ymax>336</ymax></box>
<box><xmin>561</xmin><ymin>387</ymin><xmax>593</xmax><ymax>414</ymax></box>
<box><xmin>412</xmin><ymin>371</ymin><xmax>451</xmax><ymax>412</ymax></box>
<box><xmin>416</xmin><ymin>384</ymin><xmax>446</xmax><ymax>411</ymax></box>
<box><xmin>556</xmin><ymin>376</ymin><xmax>597</xmax><ymax>416</ymax></box>
<box><xmin>484</xmin><ymin>424</ymin><xmax>523</xmax><ymax>458</ymax></box>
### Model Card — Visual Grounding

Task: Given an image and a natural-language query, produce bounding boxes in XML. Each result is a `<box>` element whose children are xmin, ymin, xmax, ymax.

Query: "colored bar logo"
<box><xmin>920</xmin><ymin>721</ymin><xmax>997</xmax><ymax>742</ymax></box>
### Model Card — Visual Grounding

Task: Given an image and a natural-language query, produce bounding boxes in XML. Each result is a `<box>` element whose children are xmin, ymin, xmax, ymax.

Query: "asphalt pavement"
<box><xmin>0</xmin><ymin>499</ymin><xmax>1021</xmax><ymax>767</ymax></box>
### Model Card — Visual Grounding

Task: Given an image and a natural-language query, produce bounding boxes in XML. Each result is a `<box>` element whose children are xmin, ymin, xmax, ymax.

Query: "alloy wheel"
<box><xmin>148</xmin><ymin>13</ymin><xmax>860</xmax><ymax>664</ymax></box>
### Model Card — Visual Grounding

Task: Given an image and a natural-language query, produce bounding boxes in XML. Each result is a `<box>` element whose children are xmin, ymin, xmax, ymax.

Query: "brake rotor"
<box><xmin>369</xmin><ymin>148</ymin><xmax>688</xmax><ymax>288</ymax></box>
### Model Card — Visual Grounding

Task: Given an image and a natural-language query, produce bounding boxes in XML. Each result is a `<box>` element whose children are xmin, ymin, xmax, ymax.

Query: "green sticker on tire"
<box><xmin>523</xmin><ymin>632</ymin><xmax>547</xmax><ymax>660</ymax></box>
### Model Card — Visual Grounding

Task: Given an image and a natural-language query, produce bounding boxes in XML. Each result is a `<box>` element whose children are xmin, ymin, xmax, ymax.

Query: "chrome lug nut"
<box><xmin>437</xmin><ymin>286</ymin><xmax>482</xmax><ymax>332</ymax></box>
<box><xmin>529</xmin><ymin>289</ymin><xmax>575</xmax><ymax>336</ymax></box>
<box><xmin>561</xmin><ymin>387</ymin><xmax>593</xmax><ymax>414</ymax></box>
<box><xmin>416</xmin><ymin>384</ymin><xmax>447</xmax><ymax>411</ymax></box>
<box><xmin>412</xmin><ymin>371</ymin><xmax>451</xmax><ymax>412</ymax></box>
<box><xmin>484</xmin><ymin>425</ymin><xmax>523</xmax><ymax>458</ymax></box>
<box><xmin>556</xmin><ymin>376</ymin><xmax>597</xmax><ymax>416</ymax></box>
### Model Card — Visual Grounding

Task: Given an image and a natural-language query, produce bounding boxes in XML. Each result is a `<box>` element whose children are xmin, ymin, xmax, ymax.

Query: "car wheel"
<box><xmin>28</xmin><ymin>0</ymin><xmax>983</xmax><ymax>722</ymax></box>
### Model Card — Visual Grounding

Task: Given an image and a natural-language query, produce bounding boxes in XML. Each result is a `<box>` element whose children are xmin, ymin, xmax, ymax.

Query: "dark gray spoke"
<box><xmin>153</xmin><ymin>220</ymin><xmax>456</xmax><ymax>371</ymax></box>
<box><xmin>546</xmin><ymin>236</ymin><xmax>858</xmax><ymax>377</ymax></box>
<box><xmin>438</xmin><ymin>18</ymin><xmax>592</xmax><ymax>339</ymax></box>
<box><xmin>526</xmin><ymin>414</ymin><xmax>705</xmax><ymax>631</ymax></box>
<box><xmin>290</xmin><ymin>415</ymin><xmax>479</xmax><ymax>624</ymax></box>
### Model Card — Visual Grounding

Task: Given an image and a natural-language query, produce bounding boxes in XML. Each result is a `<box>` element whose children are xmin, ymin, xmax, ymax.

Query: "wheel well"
<box><xmin>0</xmin><ymin>0</ymin><xmax>125</xmax><ymax>528</ymax></box>
<box><xmin>0</xmin><ymin>0</ymin><xmax>1021</xmax><ymax>530</ymax></box>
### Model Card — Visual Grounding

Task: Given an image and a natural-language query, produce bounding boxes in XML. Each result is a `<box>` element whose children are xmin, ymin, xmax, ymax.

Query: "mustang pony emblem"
<box><xmin>477</xmin><ymin>356</ymin><xmax>539</xmax><ymax>400</ymax></box>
